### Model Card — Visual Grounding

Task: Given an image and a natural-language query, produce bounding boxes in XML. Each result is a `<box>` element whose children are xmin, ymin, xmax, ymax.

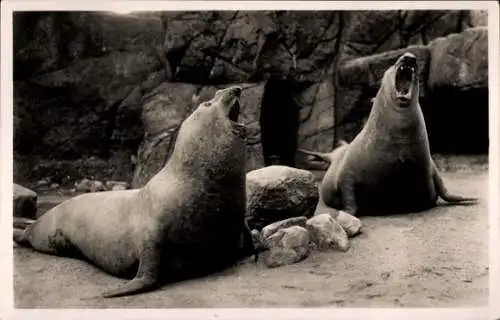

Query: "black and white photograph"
<box><xmin>1</xmin><ymin>1</ymin><xmax>499</xmax><ymax>319</ymax></box>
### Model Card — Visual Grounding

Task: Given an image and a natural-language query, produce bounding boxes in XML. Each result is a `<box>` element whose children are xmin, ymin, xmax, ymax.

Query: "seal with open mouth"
<box><xmin>13</xmin><ymin>86</ymin><xmax>255</xmax><ymax>298</ymax></box>
<box><xmin>299</xmin><ymin>53</ymin><xmax>478</xmax><ymax>216</ymax></box>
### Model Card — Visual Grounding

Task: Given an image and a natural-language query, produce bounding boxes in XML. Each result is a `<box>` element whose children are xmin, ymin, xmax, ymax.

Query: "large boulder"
<box><xmin>246</xmin><ymin>165</ymin><xmax>319</xmax><ymax>230</ymax></box>
<box><xmin>13</xmin><ymin>184</ymin><xmax>38</xmax><ymax>219</ymax></box>
<box><xmin>428</xmin><ymin>27</ymin><xmax>488</xmax><ymax>90</ymax></box>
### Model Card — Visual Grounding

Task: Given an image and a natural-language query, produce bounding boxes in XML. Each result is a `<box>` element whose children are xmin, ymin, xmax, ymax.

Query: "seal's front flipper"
<box><xmin>340</xmin><ymin>181</ymin><xmax>359</xmax><ymax>216</ymax></box>
<box><xmin>102</xmin><ymin>275</ymin><xmax>159</xmax><ymax>298</ymax></box>
<box><xmin>102</xmin><ymin>244</ymin><xmax>161</xmax><ymax>298</ymax></box>
<box><xmin>432</xmin><ymin>162</ymin><xmax>478</xmax><ymax>204</ymax></box>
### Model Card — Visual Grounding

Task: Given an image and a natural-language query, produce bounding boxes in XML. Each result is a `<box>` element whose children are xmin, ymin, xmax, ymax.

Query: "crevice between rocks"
<box><xmin>423</xmin><ymin>86</ymin><xmax>488</xmax><ymax>154</ymax></box>
<box><xmin>259</xmin><ymin>77</ymin><xmax>300</xmax><ymax>167</ymax></box>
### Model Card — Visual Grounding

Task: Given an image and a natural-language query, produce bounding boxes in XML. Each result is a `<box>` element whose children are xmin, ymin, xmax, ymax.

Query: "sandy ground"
<box><xmin>14</xmin><ymin>170</ymin><xmax>488</xmax><ymax>308</ymax></box>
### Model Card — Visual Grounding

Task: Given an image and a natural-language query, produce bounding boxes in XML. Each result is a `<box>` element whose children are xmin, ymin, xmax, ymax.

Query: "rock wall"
<box><xmin>13</xmin><ymin>10</ymin><xmax>488</xmax><ymax>186</ymax></box>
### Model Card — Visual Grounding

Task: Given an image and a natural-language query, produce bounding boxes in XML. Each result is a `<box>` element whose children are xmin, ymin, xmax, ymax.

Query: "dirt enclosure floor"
<box><xmin>14</xmin><ymin>168</ymin><xmax>488</xmax><ymax>308</ymax></box>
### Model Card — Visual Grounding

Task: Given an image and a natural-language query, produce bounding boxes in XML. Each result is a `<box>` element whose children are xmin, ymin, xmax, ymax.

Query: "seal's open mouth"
<box><xmin>219</xmin><ymin>86</ymin><xmax>246</xmax><ymax>139</ymax></box>
<box><xmin>394</xmin><ymin>53</ymin><xmax>418</xmax><ymax>104</ymax></box>
<box><xmin>228</xmin><ymin>98</ymin><xmax>240</xmax><ymax>123</ymax></box>
<box><xmin>224</xmin><ymin>86</ymin><xmax>242</xmax><ymax>123</ymax></box>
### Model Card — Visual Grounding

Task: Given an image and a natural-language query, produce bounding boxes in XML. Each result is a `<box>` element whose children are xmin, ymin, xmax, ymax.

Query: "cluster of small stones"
<box><xmin>252</xmin><ymin>211</ymin><xmax>362</xmax><ymax>268</ymax></box>
<box><xmin>73</xmin><ymin>179</ymin><xmax>129</xmax><ymax>193</ymax></box>
<box><xmin>35</xmin><ymin>178</ymin><xmax>129</xmax><ymax>193</ymax></box>
<box><xmin>245</xmin><ymin>165</ymin><xmax>363</xmax><ymax>269</ymax></box>
<box><xmin>35</xmin><ymin>177</ymin><xmax>129</xmax><ymax>191</ymax></box>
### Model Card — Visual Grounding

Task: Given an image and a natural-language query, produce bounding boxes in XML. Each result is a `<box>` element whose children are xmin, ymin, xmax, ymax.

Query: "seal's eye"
<box><xmin>204</xmin><ymin>102</ymin><xmax>212</xmax><ymax>108</ymax></box>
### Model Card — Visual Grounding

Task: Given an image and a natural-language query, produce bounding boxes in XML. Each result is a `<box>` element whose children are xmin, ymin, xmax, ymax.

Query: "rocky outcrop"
<box><xmin>13</xmin><ymin>184</ymin><xmax>38</xmax><ymax>219</ymax></box>
<box><xmin>13</xmin><ymin>10</ymin><xmax>488</xmax><ymax>185</ymax></box>
<box><xmin>161</xmin><ymin>11</ymin><xmax>342</xmax><ymax>84</ymax></box>
<box><xmin>14</xmin><ymin>12</ymin><xmax>165</xmax><ymax>184</ymax></box>
<box><xmin>428</xmin><ymin>27</ymin><xmax>488</xmax><ymax>90</ymax></box>
<box><xmin>296</xmin><ymin>80</ymin><xmax>336</xmax><ymax>154</ymax></box>
<box><xmin>251</xmin><ymin>211</ymin><xmax>362</xmax><ymax>268</ymax></box>
<box><xmin>245</xmin><ymin>165</ymin><xmax>318</xmax><ymax>230</ymax></box>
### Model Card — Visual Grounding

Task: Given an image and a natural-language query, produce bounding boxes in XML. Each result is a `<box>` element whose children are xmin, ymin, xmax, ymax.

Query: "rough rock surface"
<box><xmin>295</xmin><ymin>80</ymin><xmax>335</xmax><ymax>155</ymax></box>
<box><xmin>246</xmin><ymin>165</ymin><xmax>319</xmax><ymax>230</ymax></box>
<box><xmin>306</xmin><ymin>213</ymin><xmax>350</xmax><ymax>252</ymax></box>
<box><xmin>262</xmin><ymin>226</ymin><xmax>311</xmax><ymax>268</ymax></box>
<box><xmin>14</xmin><ymin>12</ymin><xmax>165</xmax><ymax>184</ymax></box>
<box><xmin>104</xmin><ymin>180</ymin><xmax>129</xmax><ymax>191</ymax></box>
<box><xmin>13</xmin><ymin>184</ymin><xmax>38</xmax><ymax>219</ymax></box>
<box><xmin>13</xmin><ymin>11</ymin><xmax>488</xmax><ymax>184</ymax></box>
<box><xmin>428</xmin><ymin>27</ymin><xmax>488</xmax><ymax>90</ymax></box>
<box><xmin>336</xmin><ymin>210</ymin><xmax>363</xmax><ymax>237</ymax></box>
<box><xmin>261</xmin><ymin>216</ymin><xmax>308</xmax><ymax>240</ymax></box>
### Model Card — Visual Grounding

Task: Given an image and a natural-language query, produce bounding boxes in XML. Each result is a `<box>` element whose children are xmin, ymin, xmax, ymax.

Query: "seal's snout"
<box><xmin>394</xmin><ymin>53</ymin><xmax>418</xmax><ymax>105</ymax></box>
<box><xmin>217</xmin><ymin>86</ymin><xmax>242</xmax><ymax>98</ymax></box>
<box><xmin>400</xmin><ymin>53</ymin><xmax>417</xmax><ymax>71</ymax></box>
<box><xmin>230</xmin><ymin>86</ymin><xmax>242</xmax><ymax>96</ymax></box>
<box><xmin>220</xmin><ymin>86</ymin><xmax>242</xmax><ymax>122</ymax></box>
<box><xmin>400</xmin><ymin>52</ymin><xmax>417</xmax><ymax>63</ymax></box>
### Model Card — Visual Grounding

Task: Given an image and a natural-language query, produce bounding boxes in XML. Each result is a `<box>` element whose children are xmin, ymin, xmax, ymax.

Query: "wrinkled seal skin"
<box><xmin>13</xmin><ymin>86</ymin><xmax>255</xmax><ymax>298</ymax></box>
<box><xmin>299</xmin><ymin>53</ymin><xmax>478</xmax><ymax>216</ymax></box>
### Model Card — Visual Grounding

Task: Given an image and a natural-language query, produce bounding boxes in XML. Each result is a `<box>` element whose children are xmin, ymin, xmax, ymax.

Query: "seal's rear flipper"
<box><xmin>298</xmin><ymin>140</ymin><xmax>349</xmax><ymax>164</ymax></box>
<box><xmin>13</xmin><ymin>217</ymin><xmax>36</xmax><ymax>229</ymax></box>
<box><xmin>297</xmin><ymin>149</ymin><xmax>333</xmax><ymax>163</ymax></box>
<box><xmin>432</xmin><ymin>163</ymin><xmax>479</xmax><ymax>204</ymax></box>
<box><xmin>13</xmin><ymin>228</ymin><xmax>32</xmax><ymax>247</ymax></box>
<box><xmin>13</xmin><ymin>218</ymin><xmax>36</xmax><ymax>248</ymax></box>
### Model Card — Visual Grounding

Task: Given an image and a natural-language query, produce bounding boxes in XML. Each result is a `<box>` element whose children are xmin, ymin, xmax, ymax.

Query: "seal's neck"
<box><xmin>361</xmin><ymin>94</ymin><xmax>429</xmax><ymax>146</ymax></box>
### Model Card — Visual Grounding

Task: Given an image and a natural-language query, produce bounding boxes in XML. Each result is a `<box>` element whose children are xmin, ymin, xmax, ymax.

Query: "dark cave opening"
<box><xmin>260</xmin><ymin>78</ymin><xmax>300</xmax><ymax>167</ymax></box>
<box><xmin>422</xmin><ymin>87</ymin><xmax>489</xmax><ymax>154</ymax></box>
